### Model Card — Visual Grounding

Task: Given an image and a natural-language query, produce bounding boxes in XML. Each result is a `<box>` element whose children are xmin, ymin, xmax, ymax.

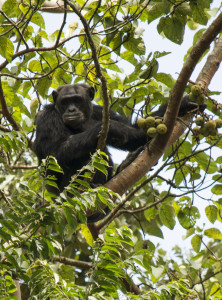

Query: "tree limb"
<box><xmin>53</xmin><ymin>256</ymin><xmax>93</xmax><ymax>270</ymax></box>
<box><xmin>104</xmin><ymin>11</ymin><xmax>222</xmax><ymax>196</ymax></box>
<box><xmin>196</xmin><ymin>34</ymin><xmax>222</xmax><ymax>88</ymax></box>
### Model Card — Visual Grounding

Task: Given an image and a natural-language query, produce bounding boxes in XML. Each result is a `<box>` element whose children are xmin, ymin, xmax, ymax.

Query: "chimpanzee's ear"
<box><xmin>88</xmin><ymin>86</ymin><xmax>95</xmax><ymax>100</ymax></box>
<box><xmin>52</xmin><ymin>90</ymin><xmax>58</xmax><ymax>103</ymax></box>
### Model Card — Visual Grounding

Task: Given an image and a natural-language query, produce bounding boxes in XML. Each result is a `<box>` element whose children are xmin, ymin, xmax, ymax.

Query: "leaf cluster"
<box><xmin>0</xmin><ymin>0</ymin><xmax>221</xmax><ymax>298</ymax></box>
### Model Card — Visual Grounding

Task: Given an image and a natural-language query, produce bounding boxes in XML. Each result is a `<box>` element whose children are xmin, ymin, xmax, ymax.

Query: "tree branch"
<box><xmin>196</xmin><ymin>34</ymin><xmax>222</xmax><ymax>88</ymax></box>
<box><xmin>104</xmin><ymin>11</ymin><xmax>222</xmax><ymax>196</ymax></box>
<box><xmin>36</xmin><ymin>0</ymin><xmax>69</xmax><ymax>13</ymax></box>
<box><xmin>53</xmin><ymin>256</ymin><xmax>93</xmax><ymax>269</ymax></box>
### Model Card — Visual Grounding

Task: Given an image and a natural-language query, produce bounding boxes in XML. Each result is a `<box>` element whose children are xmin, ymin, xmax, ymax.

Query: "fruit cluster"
<box><xmin>189</xmin><ymin>85</ymin><xmax>205</xmax><ymax>105</ymax></box>
<box><xmin>193</xmin><ymin>116</ymin><xmax>222</xmax><ymax>137</ymax></box>
<box><xmin>137</xmin><ymin>116</ymin><xmax>167</xmax><ymax>138</ymax></box>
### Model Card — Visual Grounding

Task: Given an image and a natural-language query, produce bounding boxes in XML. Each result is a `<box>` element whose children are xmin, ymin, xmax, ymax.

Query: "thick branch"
<box><xmin>155</xmin><ymin>11</ymin><xmax>222</xmax><ymax>153</ymax></box>
<box><xmin>104</xmin><ymin>12</ymin><xmax>222</xmax><ymax>195</ymax></box>
<box><xmin>196</xmin><ymin>34</ymin><xmax>222</xmax><ymax>88</ymax></box>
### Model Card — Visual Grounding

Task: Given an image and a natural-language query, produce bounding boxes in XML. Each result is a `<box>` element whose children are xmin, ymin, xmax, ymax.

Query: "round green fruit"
<box><xmin>205</xmin><ymin>120</ymin><xmax>216</xmax><ymax>130</ymax></box>
<box><xmin>191</xmin><ymin>85</ymin><xmax>202</xmax><ymax>96</ymax></box>
<box><xmin>145</xmin><ymin>116</ymin><xmax>155</xmax><ymax>127</ymax></box>
<box><xmin>200</xmin><ymin>126</ymin><xmax>209</xmax><ymax>137</ymax></box>
<box><xmin>212</xmin><ymin>104</ymin><xmax>218</xmax><ymax>114</ymax></box>
<box><xmin>189</xmin><ymin>92</ymin><xmax>197</xmax><ymax>102</ymax></box>
<box><xmin>156</xmin><ymin>124</ymin><xmax>167</xmax><ymax>135</ymax></box>
<box><xmin>195</xmin><ymin>117</ymin><xmax>204</xmax><ymax>126</ymax></box>
<box><xmin>192</xmin><ymin>126</ymin><xmax>201</xmax><ymax>135</ymax></box>
<box><xmin>215</xmin><ymin>118</ymin><xmax>222</xmax><ymax>128</ymax></box>
<box><xmin>196</xmin><ymin>93</ymin><xmax>205</xmax><ymax>105</ymax></box>
<box><xmin>209</xmin><ymin>128</ymin><xmax>218</xmax><ymax>136</ymax></box>
<box><xmin>147</xmin><ymin>127</ymin><xmax>157</xmax><ymax>138</ymax></box>
<box><xmin>137</xmin><ymin>118</ymin><xmax>146</xmax><ymax>129</ymax></box>
<box><xmin>155</xmin><ymin>118</ymin><xmax>162</xmax><ymax>126</ymax></box>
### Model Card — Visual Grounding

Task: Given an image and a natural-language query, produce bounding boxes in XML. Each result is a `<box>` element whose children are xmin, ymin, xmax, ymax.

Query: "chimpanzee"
<box><xmin>33</xmin><ymin>83</ymin><xmax>200</xmax><ymax>221</ymax></box>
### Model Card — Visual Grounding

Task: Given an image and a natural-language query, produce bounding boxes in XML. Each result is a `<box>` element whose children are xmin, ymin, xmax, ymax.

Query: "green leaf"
<box><xmin>190</xmin><ymin>1</ymin><xmax>208</xmax><ymax>25</ymax></box>
<box><xmin>151</xmin><ymin>266</ymin><xmax>164</xmax><ymax>282</ymax></box>
<box><xmin>36</xmin><ymin>77</ymin><xmax>51</xmax><ymax>97</ymax></box>
<box><xmin>145</xmin><ymin>220</ymin><xmax>163</xmax><ymax>238</ymax></box>
<box><xmin>97</xmin><ymin>190</ymin><xmax>112</xmax><ymax>207</ymax></box>
<box><xmin>47</xmin><ymin>165</ymin><xmax>63</xmax><ymax>173</ymax></box>
<box><xmin>178</xmin><ymin>206</ymin><xmax>200</xmax><ymax>229</ymax></box>
<box><xmin>109</xmin><ymin>32</ymin><xmax>123</xmax><ymax>55</ymax></box>
<box><xmin>205</xmin><ymin>205</ymin><xmax>218</xmax><ymax>223</ymax></box>
<box><xmin>0</xmin><ymin>37</ymin><xmax>14</xmax><ymax>61</ymax></box>
<box><xmin>131</xmin><ymin>87</ymin><xmax>148</xmax><ymax>98</ymax></box>
<box><xmin>80</xmin><ymin>224</ymin><xmax>94</xmax><ymax>246</ymax></box>
<box><xmin>144</xmin><ymin>206</ymin><xmax>157</xmax><ymax>222</ymax></box>
<box><xmin>155</xmin><ymin>73</ymin><xmax>175</xmax><ymax>88</ymax></box>
<box><xmin>159</xmin><ymin>204</ymin><xmax>175</xmax><ymax>229</ymax></box>
<box><xmin>30</xmin><ymin>98</ymin><xmax>39</xmax><ymax>117</ymax></box>
<box><xmin>2</xmin><ymin>0</ymin><xmax>18</xmax><ymax>17</ymax></box>
<box><xmin>147</xmin><ymin>2</ymin><xmax>170</xmax><ymax>23</ymax></box>
<box><xmin>204</xmin><ymin>228</ymin><xmax>222</xmax><ymax>240</ymax></box>
<box><xmin>31</xmin><ymin>12</ymin><xmax>45</xmax><ymax>28</ymax></box>
<box><xmin>92</xmin><ymin>34</ymin><xmax>101</xmax><ymax>49</ymax></box>
<box><xmin>191</xmin><ymin>152</ymin><xmax>217</xmax><ymax>174</ymax></box>
<box><xmin>157</xmin><ymin>16</ymin><xmax>185</xmax><ymax>44</ymax></box>
<box><xmin>0</xmin><ymin>137</ymin><xmax>11</xmax><ymax>152</ymax></box>
<box><xmin>0</xmin><ymin>227</ymin><xmax>11</xmax><ymax>242</ymax></box>
<box><xmin>124</xmin><ymin>36</ymin><xmax>145</xmax><ymax>55</ymax></box>
<box><xmin>139</xmin><ymin>59</ymin><xmax>158</xmax><ymax>80</ymax></box>
<box><xmin>28</xmin><ymin>60</ymin><xmax>42</xmax><ymax>72</ymax></box>
<box><xmin>93</xmin><ymin>162</ymin><xmax>108</xmax><ymax>176</ymax></box>
<box><xmin>191</xmin><ymin>234</ymin><xmax>201</xmax><ymax>253</ymax></box>
<box><xmin>120</xmin><ymin>51</ymin><xmax>137</xmax><ymax>65</ymax></box>
<box><xmin>211</xmin><ymin>184</ymin><xmax>222</xmax><ymax>195</ymax></box>
<box><xmin>0</xmin><ymin>219</ymin><xmax>16</xmax><ymax>235</ymax></box>
<box><xmin>63</xmin><ymin>207</ymin><xmax>77</xmax><ymax>230</ymax></box>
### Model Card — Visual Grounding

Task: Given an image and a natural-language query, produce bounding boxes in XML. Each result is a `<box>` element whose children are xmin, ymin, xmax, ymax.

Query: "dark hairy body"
<box><xmin>33</xmin><ymin>83</ymin><xmax>201</xmax><ymax>221</ymax></box>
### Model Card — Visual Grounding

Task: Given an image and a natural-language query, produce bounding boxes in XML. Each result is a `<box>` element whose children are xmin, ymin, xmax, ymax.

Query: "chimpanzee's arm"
<box><xmin>106</xmin><ymin>95</ymin><xmax>204</xmax><ymax>151</ymax></box>
<box><xmin>151</xmin><ymin>95</ymin><xmax>201</xmax><ymax>117</ymax></box>
<box><xmin>33</xmin><ymin>106</ymin><xmax>103</xmax><ymax>164</ymax></box>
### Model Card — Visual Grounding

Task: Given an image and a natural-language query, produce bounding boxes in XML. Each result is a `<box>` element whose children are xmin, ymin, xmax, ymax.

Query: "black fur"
<box><xmin>33</xmin><ymin>84</ymin><xmax>202</xmax><ymax>222</ymax></box>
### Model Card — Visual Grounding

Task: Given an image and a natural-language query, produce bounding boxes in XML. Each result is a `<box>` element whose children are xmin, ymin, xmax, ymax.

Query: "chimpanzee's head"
<box><xmin>52</xmin><ymin>83</ymin><xmax>95</xmax><ymax>129</ymax></box>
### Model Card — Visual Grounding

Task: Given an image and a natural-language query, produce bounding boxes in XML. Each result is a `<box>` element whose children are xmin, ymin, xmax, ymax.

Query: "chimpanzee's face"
<box><xmin>52</xmin><ymin>84</ymin><xmax>94</xmax><ymax>129</ymax></box>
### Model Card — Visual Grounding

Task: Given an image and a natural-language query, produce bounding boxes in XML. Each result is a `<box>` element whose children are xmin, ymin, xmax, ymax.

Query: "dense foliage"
<box><xmin>0</xmin><ymin>0</ymin><xmax>221</xmax><ymax>299</ymax></box>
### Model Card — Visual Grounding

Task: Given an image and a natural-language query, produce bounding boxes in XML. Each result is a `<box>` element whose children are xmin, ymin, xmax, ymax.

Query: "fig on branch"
<box><xmin>137</xmin><ymin>118</ymin><xmax>146</xmax><ymax>129</ymax></box>
<box><xmin>200</xmin><ymin>123</ymin><xmax>218</xmax><ymax>137</ymax></box>
<box><xmin>156</xmin><ymin>124</ymin><xmax>167</xmax><ymax>135</ymax></box>
<box><xmin>209</xmin><ymin>128</ymin><xmax>218</xmax><ymax>136</ymax></box>
<box><xmin>212</xmin><ymin>104</ymin><xmax>218</xmax><ymax>114</ymax></box>
<box><xmin>155</xmin><ymin>118</ymin><xmax>162</xmax><ymax>126</ymax></box>
<box><xmin>200</xmin><ymin>126</ymin><xmax>209</xmax><ymax>137</ymax></box>
<box><xmin>205</xmin><ymin>120</ymin><xmax>216</xmax><ymax>130</ymax></box>
<box><xmin>193</xmin><ymin>126</ymin><xmax>201</xmax><ymax>135</ymax></box>
<box><xmin>191</xmin><ymin>85</ymin><xmax>202</xmax><ymax>96</ymax></box>
<box><xmin>189</xmin><ymin>85</ymin><xmax>206</xmax><ymax>105</ymax></box>
<box><xmin>189</xmin><ymin>92</ymin><xmax>197</xmax><ymax>102</ymax></box>
<box><xmin>196</xmin><ymin>93</ymin><xmax>205</xmax><ymax>105</ymax></box>
<box><xmin>215</xmin><ymin>118</ymin><xmax>222</xmax><ymax>128</ymax></box>
<box><xmin>145</xmin><ymin>116</ymin><xmax>156</xmax><ymax>127</ymax></box>
<box><xmin>147</xmin><ymin>127</ymin><xmax>157</xmax><ymax>138</ymax></box>
<box><xmin>195</xmin><ymin>117</ymin><xmax>204</xmax><ymax>126</ymax></box>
